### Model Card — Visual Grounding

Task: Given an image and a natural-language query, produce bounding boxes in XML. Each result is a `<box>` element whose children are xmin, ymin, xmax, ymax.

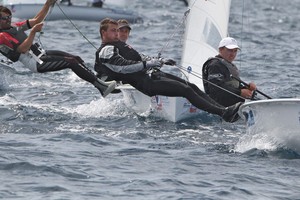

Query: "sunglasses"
<box><xmin>0</xmin><ymin>15</ymin><xmax>12</xmax><ymax>20</ymax></box>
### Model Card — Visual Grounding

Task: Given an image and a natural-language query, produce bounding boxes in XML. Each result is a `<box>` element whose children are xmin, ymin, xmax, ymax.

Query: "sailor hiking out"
<box><xmin>0</xmin><ymin>1</ymin><xmax>116</xmax><ymax>98</ymax></box>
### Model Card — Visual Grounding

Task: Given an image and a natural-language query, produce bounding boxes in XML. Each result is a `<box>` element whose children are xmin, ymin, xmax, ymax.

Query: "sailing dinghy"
<box><xmin>120</xmin><ymin>0</ymin><xmax>231</xmax><ymax>122</ymax></box>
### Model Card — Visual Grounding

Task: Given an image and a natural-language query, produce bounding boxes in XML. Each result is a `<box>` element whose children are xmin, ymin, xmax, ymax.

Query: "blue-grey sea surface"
<box><xmin>0</xmin><ymin>0</ymin><xmax>300</xmax><ymax>199</ymax></box>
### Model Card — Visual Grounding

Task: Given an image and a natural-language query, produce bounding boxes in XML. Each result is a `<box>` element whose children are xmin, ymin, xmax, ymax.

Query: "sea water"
<box><xmin>0</xmin><ymin>0</ymin><xmax>300</xmax><ymax>199</ymax></box>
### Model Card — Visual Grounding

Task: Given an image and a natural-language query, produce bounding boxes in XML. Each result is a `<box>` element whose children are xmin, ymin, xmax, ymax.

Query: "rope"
<box><xmin>54</xmin><ymin>1</ymin><xmax>98</xmax><ymax>50</ymax></box>
<box><xmin>157</xmin><ymin>8</ymin><xmax>190</xmax><ymax>58</ymax></box>
<box><xmin>173</xmin><ymin>64</ymin><xmax>248</xmax><ymax>101</ymax></box>
<box><xmin>157</xmin><ymin>0</ymin><xmax>201</xmax><ymax>58</ymax></box>
<box><xmin>37</xmin><ymin>2</ymin><xmax>55</xmax><ymax>49</ymax></box>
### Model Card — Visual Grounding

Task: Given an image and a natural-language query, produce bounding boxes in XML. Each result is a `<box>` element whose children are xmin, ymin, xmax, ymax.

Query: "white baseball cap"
<box><xmin>218</xmin><ymin>37</ymin><xmax>240</xmax><ymax>49</ymax></box>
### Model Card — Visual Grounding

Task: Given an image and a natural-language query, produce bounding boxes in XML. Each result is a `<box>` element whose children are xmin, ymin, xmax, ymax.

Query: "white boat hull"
<box><xmin>120</xmin><ymin>85</ymin><xmax>203</xmax><ymax>122</ymax></box>
<box><xmin>3</xmin><ymin>2</ymin><xmax>142</xmax><ymax>22</ymax></box>
<box><xmin>239</xmin><ymin>99</ymin><xmax>300</xmax><ymax>151</ymax></box>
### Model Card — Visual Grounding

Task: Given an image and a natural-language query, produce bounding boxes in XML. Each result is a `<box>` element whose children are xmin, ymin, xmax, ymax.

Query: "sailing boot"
<box><xmin>222</xmin><ymin>102</ymin><xmax>243</xmax><ymax>123</ymax></box>
<box><xmin>93</xmin><ymin>78</ymin><xmax>117</xmax><ymax>98</ymax></box>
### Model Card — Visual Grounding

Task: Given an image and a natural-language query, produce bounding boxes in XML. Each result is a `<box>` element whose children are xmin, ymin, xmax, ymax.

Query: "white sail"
<box><xmin>181</xmin><ymin>0</ymin><xmax>231</xmax><ymax>90</ymax></box>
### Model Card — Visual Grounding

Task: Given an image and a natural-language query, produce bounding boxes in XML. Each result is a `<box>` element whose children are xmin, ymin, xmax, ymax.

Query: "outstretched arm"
<box><xmin>17</xmin><ymin>23</ymin><xmax>44</xmax><ymax>53</ymax></box>
<box><xmin>17</xmin><ymin>0</ymin><xmax>56</xmax><ymax>53</ymax></box>
<box><xmin>28</xmin><ymin>0</ymin><xmax>57</xmax><ymax>28</ymax></box>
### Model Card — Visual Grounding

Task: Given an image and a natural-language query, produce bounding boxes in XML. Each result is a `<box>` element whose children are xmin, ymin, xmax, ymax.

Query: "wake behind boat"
<box><xmin>120</xmin><ymin>0</ymin><xmax>231</xmax><ymax>122</ymax></box>
<box><xmin>2</xmin><ymin>0</ymin><xmax>143</xmax><ymax>23</ymax></box>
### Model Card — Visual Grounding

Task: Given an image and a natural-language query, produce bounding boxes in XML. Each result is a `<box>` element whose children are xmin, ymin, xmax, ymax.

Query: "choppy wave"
<box><xmin>1</xmin><ymin>0</ymin><xmax>300</xmax><ymax>199</ymax></box>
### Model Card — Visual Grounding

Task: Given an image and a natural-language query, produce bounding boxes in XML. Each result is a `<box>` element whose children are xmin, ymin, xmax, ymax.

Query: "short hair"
<box><xmin>99</xmin><ymin>18</ymin><xmax>118</xmax><ymax>38</ymax></box>
<box><xmin>0</xmin><ymin>6</ymin><xmax>12</xmax><ymax>17</ymax></box>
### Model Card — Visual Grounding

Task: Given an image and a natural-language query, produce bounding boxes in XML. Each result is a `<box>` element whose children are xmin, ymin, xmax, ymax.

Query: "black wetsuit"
<box><xmin>38</xmin><ymin>50</ymin><xmax>98</xmax><ymax>84</ymax></box>
<box><xmin>95</xmin><ymin>41</ymin><xmax>227</xmax><ymax>116</ymax></box>
<box><xmin>202</xmin><ymin>55</ymin><xmax>245</xmax><ymax>107</ymax></box>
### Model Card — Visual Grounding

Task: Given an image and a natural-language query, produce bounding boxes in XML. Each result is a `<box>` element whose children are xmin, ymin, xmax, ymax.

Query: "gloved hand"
<box><xmin>162</xmin><ymin>58</ymin><xmax>176</xmax><ymax>66</ymax></box>
<box><xmin>145</xmin><ymin>58</ymin><xmax>163</xmax><ymax>69</ymax></box>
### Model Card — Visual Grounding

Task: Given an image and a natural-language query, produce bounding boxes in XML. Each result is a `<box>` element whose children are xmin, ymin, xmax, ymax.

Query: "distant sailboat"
<box><xmin>2</xmin><ymin>0</ymin><xmax>142</xmax><ymax>22</ymax></box>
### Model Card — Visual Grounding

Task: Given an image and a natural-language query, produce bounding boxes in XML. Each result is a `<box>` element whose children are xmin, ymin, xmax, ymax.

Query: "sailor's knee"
<box><xmin>184</xmin><ymin>86</ymin><xmax>195</xmax><ymax>96</ymax></box>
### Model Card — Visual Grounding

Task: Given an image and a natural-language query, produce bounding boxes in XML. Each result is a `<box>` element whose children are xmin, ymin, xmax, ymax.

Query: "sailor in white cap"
<box><xmin>202</xmin><ymin>37</ymin><xmax>256</xmax><ymax>107</ymax></box>
<box><xmin>218</xmin><ymin>37</ymin><xmax>240</xmax><ymax>62</ymax></box>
